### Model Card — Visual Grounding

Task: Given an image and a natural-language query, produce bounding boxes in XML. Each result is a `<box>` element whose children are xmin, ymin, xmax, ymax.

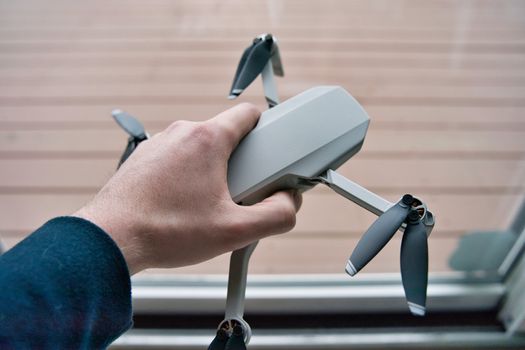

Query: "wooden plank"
<box><xmin>1</xmin><ymin>38</ymin><xmax>524</xmax><ymax>56</ymax></box>
<box><xmin>1</xmin><ymin>129</ymin><xmax>524</xmax><ymax>153</ymax></box>
<box><xmin>4</xmin><ymin>37</ymin><xmax>515</xmax><ymax>49</ymax></box>
<box><xmin>2</xmin><ymin>7</ymin><xmax>524</xmax><ymax>19</ymax></box>
<box><xmin>2</xmin><ymin>81</ymin><xmax>525</xmax><ymax>100</ymax></box>
<box><xmin>0</xmin><ymin>95</ymin><xmax>523</xmax><ymax>108</ymax></box>
<box><xmin>0</xmin><ymin>234</ymin><xmax>459</xmax><ymax>274</ymax></box>
<box><xmin>0</xmin><ymin>105</ymin><xmax>523</xmax><ymax>124</ymax></box>
<box><xmin>0</xmin><ymin>159</ymin><xmax>115</xmax><ymax>188</ymax></box>
<box><xmin>0</xmin><ymin>192</ymin><xmax>519</xmax><ymax>235</ymax></box>
<box><xmin>1</xmin><ymin>0</ymin><xmax>523</xmax><ymax>12</ymax></box>
<box><xmin>1</xmin><ymin>158</ymin><xmax>523</xmax><ymax>192</ymax></box>
<box><xmin>1</xmin><ymin>27</ymin><xmax>525</xmax><ymax>42</ymax></box>
<box><xmin>364</xmin><ymin>106</ymin><xmax>525</xmax><ymax>123</ymax></box>
<box><xmin>2</xmin><ymin>19</ymin><xmax>523</xmax><ymax>31</ymax></box>
<box><xmin>3</xmin><ymin>72</ymin><xmax>525</xmax><ymax>91</ymax></box>
<box><xmin>3</xmin><ymin>51</ymin><xmax>525</xmax><ymax>71</ymax></box>
<box><xmin>1</xmin><ymin>10</ymin><xmax>524</xmax><ymax>28</ymax></box>
<box><xmin>1</xmin><ymin>0</ymin><xmax>523</xmax><ymax>13</ymax></box>
<box><xmin>2</xmin><ymin>66</ymin><xmax>523</xmax><ymax>89</ymax></box>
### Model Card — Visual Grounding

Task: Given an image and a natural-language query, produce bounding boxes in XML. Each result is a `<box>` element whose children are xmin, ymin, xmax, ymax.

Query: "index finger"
<box><xmin>210</xmin><ymin>103</ymin><xmax>261</xmax><ymax>152</ymax></box>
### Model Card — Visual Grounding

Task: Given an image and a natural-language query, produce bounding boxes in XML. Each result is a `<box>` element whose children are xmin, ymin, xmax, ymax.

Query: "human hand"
<box><xmin>73</xmin><ymin>103</ymin><xmax>302</xmax><ymax>275</ymax></box>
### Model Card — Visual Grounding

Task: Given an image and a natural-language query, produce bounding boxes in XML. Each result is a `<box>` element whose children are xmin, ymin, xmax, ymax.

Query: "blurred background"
<box><xmin>1</xmin><ymin>0</ymin><xmax>524</xmax><ymax>276</ymax></box>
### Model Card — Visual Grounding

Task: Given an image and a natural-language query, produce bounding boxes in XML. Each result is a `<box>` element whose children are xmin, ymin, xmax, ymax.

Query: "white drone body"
<box><xmin>228</xmin><ymin>86</ymin><xmax>369</xmax><ymax>205</ymax></box>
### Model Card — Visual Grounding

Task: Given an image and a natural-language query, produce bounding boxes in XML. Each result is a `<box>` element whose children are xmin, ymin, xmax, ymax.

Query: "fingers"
<box><xmin>236</xmin><ymin>190</ymin><xmax>302</xmax><ymax>243</ymax></box>
<box><xmin>210</xmin><ymin>103</ymin><xmax>261</xmax><ymax>152</ymax></box>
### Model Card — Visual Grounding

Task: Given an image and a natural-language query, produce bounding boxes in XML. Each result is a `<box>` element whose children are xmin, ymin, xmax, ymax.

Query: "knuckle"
<box><xmin>166</xmin><ymin>119</ymin><xmax>189</xmax><ymax>133</ymax></box>
<box><xmin>189</xmin><ymin>123</ymin><xmax>216</xmax><ymax>148</ymax></box>
<box><xmin>237</xmin><ymin>102</ymin><xmax>261</xmax><ymax>118</ymax></box>
<box><xmin>280</xmin><ymin>204</ymin><xmax>297</xmax><ymax>231</ymax></box>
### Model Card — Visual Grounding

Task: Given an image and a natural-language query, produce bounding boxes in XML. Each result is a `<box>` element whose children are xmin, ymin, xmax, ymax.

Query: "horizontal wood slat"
<box><xmin>2</xmin><ymin>85</ymin><xmax>525</xmax><ymax>101</ymax></box>
<box><xmin>1</xmin><ymin>159</ymin><xmax>523</xmax><ymax>192</ymax></box>
<box><xmin>1</xmin><ymin>28</ymin><xmax>525</xmax><ymax>42</ymax></box>
<box><xmin>1</xmin><ymin>40</ymin><xmax>524</xmax><ymax>56</ymax></box>
<box><xmin>0</xmin><ymin>105</ymin><xmax>523</xmax><ymax>124</ymax></box>
<box><xmin>1</xmin><ymin>129</ymin><xmax>524</xmax><ymax>153</ymax></box>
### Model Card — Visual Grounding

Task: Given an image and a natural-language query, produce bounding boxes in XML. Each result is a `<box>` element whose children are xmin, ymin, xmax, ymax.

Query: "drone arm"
<box><xmin>318</xmin><ymin>169</ymin><xmax>394</xmax><ymax>217</ymax></box>
<box><xmin>261</xmin><ymin>58</ymin><xmax>279</xmax><ymax>108</ymax></box>
<box><xmin>318</xmin><ymin>170</ymin><xmax>435</xmax><ymax>235</ymax></box>
<box><xmin>215</xmin><ymin>242</ymin><xmax>257</xmax><ymax>345</ymax></box>
<box><xmin>225</xmin><ymin>242</ymin><xmax>257</xmax><ymax>321</ymax></box>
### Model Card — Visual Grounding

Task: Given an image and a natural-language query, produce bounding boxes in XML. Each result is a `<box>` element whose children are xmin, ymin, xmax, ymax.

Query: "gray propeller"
<box><xmin>401</xmin><ymin>210</ymin><xmax>429</xmax><ymax>316</ymax></box>
<box><xmin>208</xmin><ymin>325</ymin><xmax>247</xmax><ymax>350</ymax></box>
<box><xmin>345</xmin><ymin>194</ymin><xmax>430</xmax><ymax>316</ymax></box>
<box><xmin>208</xmin><ymin>329</ymin><xmax>229</xmax><ymax>350</ymax></box>
<box><xmin>111</xmin><ymin>109</ymin><xmax>148</xmax><ymax>168</ymax></box>
<box><xmin>224</xmin><ymin>325</ymin><xmax>247</xmax><ymax>350</ymax></box>
<box><xmin>228</xmin><ymin>34</ymin><xmax>283</xmax><ymax>107</ymax></box>
<box><xmin>346</xmin><ymin>194</ymin><xmax>414</xmax><ymax>276</ymax></box>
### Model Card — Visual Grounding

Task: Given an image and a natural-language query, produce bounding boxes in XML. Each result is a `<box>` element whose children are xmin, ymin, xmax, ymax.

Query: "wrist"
<box><xmin>72</xmin><ymin>206</ymin><xmax>148</xmax><ymax>275</ymax></box>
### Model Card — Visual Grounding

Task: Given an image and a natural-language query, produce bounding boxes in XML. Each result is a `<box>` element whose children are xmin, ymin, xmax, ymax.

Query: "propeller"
<box><xmin>345</xmin><ymin>194</ymin><xmax>430</xmax><ymax>316</ymax></box>
<box><xmin>400</xmin><ymin>210</ymin><xmax>429</xmax><ymax>316</ymax></box>
<box><xmin>224</xmin><ymin>325</ymin><xmax>247</xmax><ymax>350</ymax></box>
<box><xmin>111</xmin><ymin>109</ymin><xmax>148</xmax><ymax>168</ymax></box>
<box><xmin>345</xmin><ymin>194</ymin><xmax>414</xmax><ymax>276</ymax></box>
<box><xmin>208</xmin><ymin>329</ymin><xmax>229</xmax><ymax>350</ymax></box>
<box><xmin>228</xmin><ymin>34</ymin><xmax>283</xmax><ymax>107</ymax></box>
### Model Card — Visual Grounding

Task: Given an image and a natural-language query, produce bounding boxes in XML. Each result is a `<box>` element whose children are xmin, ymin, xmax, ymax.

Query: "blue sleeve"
<box><xmin>0</xmin><ymin>217</ymin><xmax>133</xmax><ymax>349</ymax></box>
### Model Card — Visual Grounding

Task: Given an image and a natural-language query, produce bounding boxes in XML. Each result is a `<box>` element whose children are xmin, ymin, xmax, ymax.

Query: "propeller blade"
<box><xmin>228</xmin><ymin>35</ymin><xmax>273</xmax><ymax>99</ymax></box>
<box><xmin>208</xmin><ymin>329</ymin><xmax>229</xmax><ymax>350</ymax></box>
<box><xmin>346</xmin><ymin>194</ymin><xmax>414</xmax><ymax>276</ymax></box>
<box><xmin>229</xmin><ymin>45</ymin><xmax>252</xmax><ymax>98</ymax></box>
<box><xmin>224</xmin><ymin>325</ymin><xmax>247</xmax><ymax>350</ymax></box>
<box><xmin>117</xmin><ymin>139</ymin><xmax>137</xmax><ymax>169</ymax></box>
<box><xmin>112</xmin><ymin>109</ymin><xmax>147</xmax><ymax>140</ymax></box>
<box><xmin>400</xmin><ymin>210</ymin><xmax>429</xmax><ymax>316</ymax></box>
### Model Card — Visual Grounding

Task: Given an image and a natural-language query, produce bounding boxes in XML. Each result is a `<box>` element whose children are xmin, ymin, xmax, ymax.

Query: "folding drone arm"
<box><xmin>317</xmin><ymin>169</ymin><xmax>393</xmax><ymax>216</ymax></box>
<box><xmin>316</xmin><ymin>169</ymin><xmax>435</xmax><ymax>236</ymax></box>
<box><xmin>215</xmin><ymin>243</ymin><xmax>257</xmax><ymax>345</ymax></box>
<box><xmin>259</xmin><ymin>34</ymin><xmax>282</xmax><ymax>107</ymax></box>
<box><xmin>260</xmin><ymin>56</ymin><xmax>280</xmax><ymax>107</ymax></box>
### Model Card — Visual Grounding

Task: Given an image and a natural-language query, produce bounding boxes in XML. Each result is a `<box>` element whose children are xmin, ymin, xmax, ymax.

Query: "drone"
<box><xmin>111</xmin><ymin>33</ymin><xmax>435</xmax><ymax>350</ymax></box>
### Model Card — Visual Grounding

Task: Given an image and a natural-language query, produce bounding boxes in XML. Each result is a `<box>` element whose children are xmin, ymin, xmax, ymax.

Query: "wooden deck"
<box><xmin>1</xmin><ymin>0</ymin><xmax>524</xmax><ymax>275</ymax></box>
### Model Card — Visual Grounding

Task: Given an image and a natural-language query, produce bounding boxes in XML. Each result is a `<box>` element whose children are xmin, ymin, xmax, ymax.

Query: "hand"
<box><xmin>73</xmin><ymin>103</ymin><xmax>302</xmax><ymax>275</ymax></box>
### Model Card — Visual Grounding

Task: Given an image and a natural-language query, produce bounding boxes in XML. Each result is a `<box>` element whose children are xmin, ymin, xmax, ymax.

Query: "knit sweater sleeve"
<box><xmin>0</xmin><ymin>216</ymin><xmax>133</xmax><ymax>349</ymax></box>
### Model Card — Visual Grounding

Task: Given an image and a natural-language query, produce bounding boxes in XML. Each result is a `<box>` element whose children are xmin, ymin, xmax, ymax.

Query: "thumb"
<box><xmin>236</xmin><ymin>190</ymin><xmax>302</xmax><ymax>243</ymax></box>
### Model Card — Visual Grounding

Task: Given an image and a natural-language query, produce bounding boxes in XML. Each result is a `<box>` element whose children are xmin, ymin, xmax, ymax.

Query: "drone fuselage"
<box><xmin>227</xmin><ymin>86</ymin><xmax>370</xmax><ymax>205</ymax></box>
